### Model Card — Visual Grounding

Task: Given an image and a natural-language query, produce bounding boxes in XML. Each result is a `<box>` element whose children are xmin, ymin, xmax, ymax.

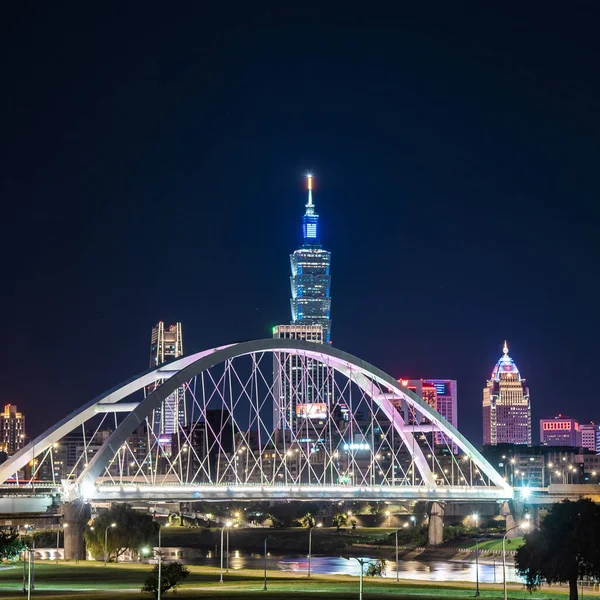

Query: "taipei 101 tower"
<box><xmin>289</xmin><ymin>174</ymin><xmax>332</xmax><ymax>341</ymax></box>
<box><xmin>273</xmin><ymin>174</ymin><xmax>333</xmax><ymax>434</ymax></box>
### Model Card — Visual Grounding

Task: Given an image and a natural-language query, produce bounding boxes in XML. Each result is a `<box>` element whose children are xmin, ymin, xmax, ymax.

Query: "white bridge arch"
<box><xmin>0</xmin><ymin>339</ymin><xmax>513</xmax><ymax>502</ymax></box>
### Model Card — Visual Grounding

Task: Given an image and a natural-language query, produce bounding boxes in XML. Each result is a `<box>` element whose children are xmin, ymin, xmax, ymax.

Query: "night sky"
<box><xmin>2</xmin><ymin>5</ymin><xmax>599</xmax><ymax>446</ymax></box>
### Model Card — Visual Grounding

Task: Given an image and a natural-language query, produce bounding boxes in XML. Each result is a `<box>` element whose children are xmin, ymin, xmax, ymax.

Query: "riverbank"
<box><xmin>163</xmin><ymin>525</ymin><xmax>521</xmax><ymax>565</ymax></box>
<box><xmin>0</xmin><ymin>560</ymin><xmax>590</xmax><ymax>599</ymax></box>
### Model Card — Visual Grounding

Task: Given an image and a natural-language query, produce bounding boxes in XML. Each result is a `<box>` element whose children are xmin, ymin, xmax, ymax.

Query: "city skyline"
<box><xmin>2</xmin><ymin>5</ymin><xmax>599</xmax><ymax>448</ymax></box>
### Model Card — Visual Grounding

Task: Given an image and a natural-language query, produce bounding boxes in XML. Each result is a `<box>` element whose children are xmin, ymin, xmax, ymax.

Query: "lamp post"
<box><xmin>308</xmin><ymin>522</ymin><xmax>322</xmax><ymax>577</ymax></box>
<box><xmin>22</xmin><ymin>525</ymin><xmax>31</xmax><ymax>595</ymax></box>
<box><xmin>157</xmin><ymin>523</ymin><xmax>169</xmax><ymax>600</ymax></box>
<box><xmin>342</xmin><ymin>556</ymin><xmax>369</xmax><ymax>600</ymax></box>
<box><xmin>220</xmin><ymin>521</ymin><xmax>232</xmax><ymax>583</ymax></box>
<box><xmin>104</xmin><ymin>523</ymin><xmax>116</xmax><ymax>567</ymax></box>
<box><xmin>472</xmin><ymin>513</ymin><xmax>480</xmax><ymax>597</ymax></box>
<box><xmin>503</xmin><ymin>521</ymin><xmax>530</xmax><ymax>600</ymax></box>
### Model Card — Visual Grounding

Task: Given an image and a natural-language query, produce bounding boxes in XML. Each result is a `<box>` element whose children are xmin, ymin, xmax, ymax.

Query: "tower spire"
<box><xmin>503</xmin><ymin>340</ymin><xmax>509</xmax><ymax>355</ymax></box>
<box><xmin>306</xmin><ymin>173</ymin><xmax>314</xmax><ymax>208</ymax></box>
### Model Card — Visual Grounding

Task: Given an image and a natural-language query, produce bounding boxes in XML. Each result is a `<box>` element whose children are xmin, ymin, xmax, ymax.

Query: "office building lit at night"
<box><xmin>289</xmin><ymin>174</ymin><xmax>332</xmax><ymax>342</ymax></box>
<box><xmin>274</xmin><ymin>175</ymin><xmax>333</xmax><ymax>438</ymax></box>
<box><xmin>398</xmin><ymin>379</ymin><xmax>458</xmax><ymax>448</ymax></box>
<box><xmin>482</xmin><ymin>341</ymin><xmax>531</xmax><ymax>446</ymax></box>
<box><xmin>0</xmin><ymin>404</ymin><xmax>26</xmax><ymax>455</ymax></box>
<box><xmin>148</xmin><ymin>321</ymin><xmax>187</xmax><ymax>435</ymax></box>
<box><xmin>272</xmin><ymin>324</ymin><xmax>332</xmax><ymax>434</ymax></box>
<box><xmin>540</xmin><ymin>415</ymin><xmax>581</xmax><ymax>447</ymax></box>
<box><xmin>579</xmin><ymin>422</ymin><xmax>596</xmax><ymax>452</ymax></box>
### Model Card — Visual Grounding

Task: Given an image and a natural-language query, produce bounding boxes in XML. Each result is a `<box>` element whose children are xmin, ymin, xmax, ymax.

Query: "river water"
<box><xmin>195</xmin><ymin>552</ymin><xmax>522</xmax><ymax>584</ymax></box>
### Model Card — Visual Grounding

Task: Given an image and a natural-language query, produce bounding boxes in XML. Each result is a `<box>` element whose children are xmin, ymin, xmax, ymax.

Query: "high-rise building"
<box><xmin>426</xmin><ymin>379</ymin><xmax>458</xmax><ymax>441</ymax></box>
<box><xmin>273</xmin><ymin>324</ymin><xmax>332</xmax><ymax>435</ymax></box>
<box><xmin>289</xmin><ymin>175</ymin><xmax>332</xmax><ymax>342</ymax></box>
<box><xmin>149</xmin><ymin>322</ymin><xmax>187</xmax><ymax>435</ymax></box>
<box><xmin>579</xmin><ymin>423</ymin><xmax>596</xmax><ymax>453</ymax></box>
<box><xmin>273</xmin><ymin>175</ymin><xmax>333</xmax><ymax>438</ymax></box>
<box><xmin>398</xmin><ymin>379</ymin><xmax>458</xmax><ymax>449</ymax></box>
<box><xmin>483</xmin><ymin>342</ymin><xmax>531</xmax><ymax>446</ymax></box>
<box><xmin>540</xmin><ymin>415</ymin><xmax>581</xmax><ymax>447</ymax></box>
<box><xmin>0</xmin><ymin>404</ymin><xmax>25</xmax><ymax>455</ymax></box>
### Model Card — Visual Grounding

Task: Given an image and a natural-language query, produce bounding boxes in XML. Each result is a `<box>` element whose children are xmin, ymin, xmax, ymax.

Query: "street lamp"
<box><xmin>263</xmin><ymin>535</ymin><xmax>275</xmax><ymax>591</ymax></box>
<box><xmin>342</xmin><ymin>556</ymin><xmax>370</xmax><ymax>600</ymax></box>
<box><xmin>471</xmin><ymin>513</ymin><xmax>480</xmax><ymax>597</ymax></box>
<box><xmin>104</xmin><ymin>523</ymin><xmax>116</xmax><ymax>567</ymax></box>
<box><xmin>395</xmin><ymin>527</ymin><xmax>403</xmax><ymax>582</ymax></box>
<box><xmin>503</xmin><ymin>521</ymin><xmax>530</xmax><ymax>600</ymax></box>
<box><xmin>141</xmin><ymin>523</ymin><xmax>170</xmax><ymax>600</ymax></box>
<box><xmin>220</xmin><ymin>521</ymin><xmax>232</xmax><ymax>583</ymax></box>
<box><xmin>308</xmin><ymin>522</ymin><xmax>322</xmax><ymax>577</ymax></box>
<box><xmin>157</xmin><ymin>523</ymin><xmax>169</xmax><ymax>600</ymax></box>
<box><xmin>22</xmin><ymin>524</ymin><xmax>33</xmax><ymax>597</ymax></box>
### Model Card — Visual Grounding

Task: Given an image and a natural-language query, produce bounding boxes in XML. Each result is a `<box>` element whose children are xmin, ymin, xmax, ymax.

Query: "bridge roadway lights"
<box><xmin>63</xmin><ymin>500</ymin><xmax>90</xmax><ymax>561</ymax></box>
<box><xmin>428</xmin><ymin>501</ymin><xmax>445</xmax><ymax>546</ymax></box>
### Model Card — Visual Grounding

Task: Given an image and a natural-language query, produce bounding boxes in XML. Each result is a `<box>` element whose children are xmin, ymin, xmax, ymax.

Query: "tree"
<box><xmin>84</xmin><ymin>503</ymin><xmax>159</xmax><ymax>562</ymax></box>
<box><xmin>142</xmin><ymin>561</ymin><xmax>189</xmax><ymax>598</ymax></box>
<box><xmin>365</xmin><ymin>558</ymin><xmax>386</xmax><ymax>577</ymax></box>
<box><xmin>332</xmin><ymin>512</ymin><xmax>348</xmax><ymax>531</ymax></box>
<box><xmin>0</xmin><ymin>530</ymin><xmax>25</xmax><ymax>561</ymax></box>
<box><xmin>299</xmin><ymin>512</ymin><xmax>315</xmax><ymax>528</ymax></box>
<box><xmin>516</xmin><ymin>499</ymin><xmax>600</xmax><ymax>600</ymax></box>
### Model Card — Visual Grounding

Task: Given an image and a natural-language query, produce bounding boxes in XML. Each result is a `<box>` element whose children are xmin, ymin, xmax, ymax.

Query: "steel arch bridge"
<box><xmin>0</xmin><ymin>339</ymin><xmax>513</xmax><ymax>503</ymax></box>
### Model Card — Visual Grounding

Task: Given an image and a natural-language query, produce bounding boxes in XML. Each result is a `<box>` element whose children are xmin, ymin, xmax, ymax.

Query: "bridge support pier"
<box><xmin>63</xmin><ymin>500</ymin><xmax>91</xmax><ymax>561</ymax></box>
<box><xmin>428</xmin><ymin>501</ymin><xmax>445</xmax><ymax>546</ymax></box>
<box><xmin>501</xmin><ymin>501</ymin><xmax>519</xmax><ymax>537</ymax></box>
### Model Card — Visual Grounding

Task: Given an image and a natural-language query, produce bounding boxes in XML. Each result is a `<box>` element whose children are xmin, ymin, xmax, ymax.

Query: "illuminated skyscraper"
<box><xmin>149</xmin><ymin>322</ymin><xmax>187</xmax><ymax>435</ymax></box>
<box><xmin>0</xmin><ymin>404</ymin><xmax>26</xmax><ymax>454</ymax></box>
<box><xmin>290</xmin><ymin>175</ymin><xmax>332</xmax><ymax>342</ymax></box>
<box><xmin>482</xmin><ymin>342</ymin><xmax>531</xmax><ymax>446</ymax></box>
<box><xmin>273</xmin><ymin>175</ymin><xmax>333</xmax><ymax>438</ymax></box>
<box><xmin>273</xmin><ymin>324</ymin><xmax>332</xmax><ymax>434</ymax></box>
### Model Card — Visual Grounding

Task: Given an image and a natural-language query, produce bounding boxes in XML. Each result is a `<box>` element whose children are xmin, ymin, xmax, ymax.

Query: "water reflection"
<box><xmin>198</xmin><ymin>552</ymin><xmax>523</xmax><ymax>583</ymax></box>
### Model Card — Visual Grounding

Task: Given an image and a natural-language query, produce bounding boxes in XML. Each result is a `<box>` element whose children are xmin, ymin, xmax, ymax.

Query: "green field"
<box><xmin>455</xmin><ymin>537</ymin><xmax>525</xmax><ymax>552</ymax></box>
<box><xmin>0</xmin><ymin>561</ymin><xmax>585</xmax><ymax>600</ymax></box>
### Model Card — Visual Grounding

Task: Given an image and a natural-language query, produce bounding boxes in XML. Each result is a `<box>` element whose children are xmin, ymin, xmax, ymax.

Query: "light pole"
<box><xmin>503</xmin><ymin>521</ymin><xmax>530</xmax><ymax>600</ymax></box>
<box><xmin>342</xmin><ymin>556</ymin><xmax>369</xmax><ymax>600</ymax></box>
<box><xmin>220</xmin><ymin>521</ymin><xmax>232</xmax><ymax>583</ymax></box>
<box><xmin>472</xmin><ymin>513</ymin><xmax>480</xmax><ymax>597</ymax></box>
<box><xmin>104</xmin><ymin>523</ymin><xmax>116</xmax><ymax>567</ymax></box>
<box><xmin>157</xmin><ymin>523</ymin><xmax>169</xmax><ymax>600</ymax></box>
<box><xmin>22</xmin><ymin>525</ymin><xmax>31</xmax><ymax>595</ymax></box>
<box><xmin>308</xmin><ymin>522</ymin><xmax>322</xmax><ymax>577</ymax></box>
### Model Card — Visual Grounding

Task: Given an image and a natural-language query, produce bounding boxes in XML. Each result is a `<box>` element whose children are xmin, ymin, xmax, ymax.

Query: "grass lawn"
<box><xmin>455</xmin><ymin>537</ymin><xmax>525</xmax><ymax>552</ymax></box>
<box><xmin>0</xmin><ymin>560</ymin><xmax>585</xmax><ymax>600</ymax></box>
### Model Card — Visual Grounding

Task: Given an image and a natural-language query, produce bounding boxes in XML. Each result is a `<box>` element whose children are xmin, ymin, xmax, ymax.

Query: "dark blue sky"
<box><xmin>1</xmin><ymin>4</ymin><xmax>599</xmax><ymax>445</ymax></box>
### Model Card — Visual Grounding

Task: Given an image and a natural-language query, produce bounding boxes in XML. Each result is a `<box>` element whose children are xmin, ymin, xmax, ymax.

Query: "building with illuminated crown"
<box><xmin>289</xmin><ymin>174</ymin><xmax>332</xmax><ymax>342</ymax></box>
<box><xmin>273</xmin><ymin>175</ymin><xmax>333</xmax><ymax>439</ymax></box>
<box><xmin>148</xmin><ymin>322</ymin><xmax>187</xmax><ymax>435</ymax></box>
<box><xmin>0</xmin><ymin>404</ymin><xmax>26</xmax><ymax>455</ymax></box>
<box><xmin>482</xmin><ymin>342</ymin><xmax>531</xmax><ymax>446</ymax></box>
